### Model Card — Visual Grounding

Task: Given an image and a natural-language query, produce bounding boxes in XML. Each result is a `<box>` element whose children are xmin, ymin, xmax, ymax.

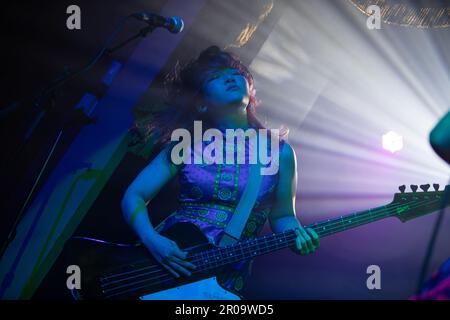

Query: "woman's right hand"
<box><xmin>142</xmin><ymin>233</ymin><xmax>197</xmax><ymax>278</ymax></box>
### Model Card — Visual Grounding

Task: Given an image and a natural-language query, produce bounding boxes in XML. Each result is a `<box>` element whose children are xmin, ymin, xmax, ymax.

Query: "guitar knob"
<box><xmin>420</xmin><ymin>184</ymin><xmax>430</xmax><ymax>192</ymax></box>
<box><xmin>410</xmin><ymin>185</ymin><xmax>418</xmax><ymax>193</ymax></box>
<box><xmin>433</xmin><ymin>183</ymin><xmax>440</xmax><ymax>191</ymax></box>
<box><xmin>399</xmin><ymin>185</ymin><xmax>406</xmax><ymax>193</ymax></box>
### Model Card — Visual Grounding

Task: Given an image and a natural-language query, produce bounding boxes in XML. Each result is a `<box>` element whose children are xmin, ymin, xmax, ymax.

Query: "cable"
<box><xmin>70</xmin><ymin>236</ymin><xmax>140</xmax><ymax>247</ymax></box>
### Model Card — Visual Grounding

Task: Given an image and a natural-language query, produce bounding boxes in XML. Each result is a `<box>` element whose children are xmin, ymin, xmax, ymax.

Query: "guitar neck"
<box><xmin>192</xmin><ymin>204</ymin><xmax>396</xmax><ymax>272</ymax></box>
<box><xmin>98</xmin><ymin>185</ymin><xmax>446</xmax><ymax>298</ymax></box>
<box><xmin>308</xmin><ymin>203</ymin><xmax>396</xmax><ymax>238</ymax></box>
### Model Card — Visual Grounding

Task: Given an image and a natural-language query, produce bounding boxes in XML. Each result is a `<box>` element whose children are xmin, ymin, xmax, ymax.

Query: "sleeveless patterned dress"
<box><xmin>157</xmin><ymin>134</ymin><xmax>283</xmax><ymax>295</ymax></box>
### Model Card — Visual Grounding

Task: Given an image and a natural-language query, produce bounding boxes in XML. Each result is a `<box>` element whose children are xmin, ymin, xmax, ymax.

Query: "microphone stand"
<box><xmin>0</xmin><ymin>21</ymin><xmax>157</xmax><ymax>260</ymax></box>
<box><xmin>106</xmin><ymin>25</ymin><xmax>155</xmax><ymax>54</ymax></box>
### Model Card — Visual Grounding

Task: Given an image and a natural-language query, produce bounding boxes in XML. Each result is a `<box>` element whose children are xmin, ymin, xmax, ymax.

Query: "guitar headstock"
<box><xmin>390</xmin><ymin>184</ymin><xmax>450</xmax><ymax>222</ymax></box>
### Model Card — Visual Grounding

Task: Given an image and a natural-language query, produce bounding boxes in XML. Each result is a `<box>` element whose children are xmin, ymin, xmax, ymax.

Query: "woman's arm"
<box><xmin>121</xmin><ymin>147</ymin><xmax>196</xmax><ymax>277</ymax></box>
<box><xmin>430</xmin><ymin>110</ymin><xmax>450</xmax><ymax>164</ymax></box>
<box><xmin>269</xmin><ymin>142</ymin><xmax>319</xmax><ymax>255</ymax></box>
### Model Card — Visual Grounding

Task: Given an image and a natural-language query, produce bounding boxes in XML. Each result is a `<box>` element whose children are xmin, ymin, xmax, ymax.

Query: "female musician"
<box><xmin>121</xmin><ymin>46</ymin><xmax>319</xmax><ymax>296</ymax></box>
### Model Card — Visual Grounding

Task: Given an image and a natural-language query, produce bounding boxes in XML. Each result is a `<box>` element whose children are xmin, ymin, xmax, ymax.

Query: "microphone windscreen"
<box><xmin>169</xmin><ymin>16</ymin><xmax>184</xmax><ymax>34</ymax></box>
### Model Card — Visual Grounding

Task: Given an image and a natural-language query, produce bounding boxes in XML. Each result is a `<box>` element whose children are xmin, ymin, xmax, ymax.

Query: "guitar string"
<box><xmin>101</xmin><ymin>196</ymin><xmax>433</xmax><ymax>283</ymax></box>
<box><xmin>100</xmin><ymin>197</ymin><xmax>440</xmax><ymax>297</ymax></box>
<box><xmin>103</xmin><ymin>196</ymin><xmax>429</xmax><ymax>299</ymax></box>
<box><xmin>100</xmin><ymin>203</ymin><xmax>390</xmax><ymax>285</ymax></box>
<box><xmin>100</xmin><ymin>196</ymin><xmax>437</xmax><ymax>291</ymax></box>
<box><xmin>97</xmin><ymin>242</ymin><xmax>209</xmax><ymax>281</ymax></box>
<box><xmin>103</xmin><ymin>196</ymin><xmax>434</xmax><ymax>292</ymax></box>
<box><xmin>101</xmin><ymin>232</ymin><xmax>300</xmax><ymax>290</ymax></box>
<box><xmin>103</xmin><ymin>232</ymin><xmax>301</xmax><ymax>298</ymax></box>
<box><xmin>102</xmin><ymin>213</ymin><xmax>377</xmax><ymax>297</ymax></box>
<box><xmin>103</xmin><ymin>199</ymin><xmax>441</xmax><ymax>299</ymax></box>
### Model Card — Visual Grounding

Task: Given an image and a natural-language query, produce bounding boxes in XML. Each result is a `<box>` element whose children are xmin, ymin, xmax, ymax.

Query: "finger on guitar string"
<box><xmin>298</xmin><ymin>227</ymin><xmax>315</xmax><ymax>253</ymax></box>
<box><xmin>294</xmin><ymin>229</ymin><xmax>309</xmax><ymax>254</ymax></box>
<box><xmin>306</xmin><ymin>227</ymin><xmax>320</xmax><ymax>248</ymax></box>
<box><xmin>160</xmin><ymin>260</ymin><xmax>181</xmax><ymax>278</ymax></box>
<box><xmin>170</xmin><ymin>255</ymin><xmax>197</xmax><ymax>270</ymax></box>
<box><xmin>166</xmin><ymin>257</ymin><xmax>193</xmax><ymax>276</ymax></box>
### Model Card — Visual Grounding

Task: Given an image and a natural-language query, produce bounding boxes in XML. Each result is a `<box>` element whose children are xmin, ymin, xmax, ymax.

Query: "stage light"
<box><xmin>382</xmin><ymin>131</ymin><xmax>403</xmax><ymax>153</ymax></box>
<box><xmin>249</xmin><ymin>0</ymin><xmax>450</xmax><ymax>202</ymax></box>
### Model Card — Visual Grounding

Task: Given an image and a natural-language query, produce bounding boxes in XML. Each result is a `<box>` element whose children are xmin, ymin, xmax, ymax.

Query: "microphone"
<box><xmin>132</xmin><ymin>12</ymin><xmax>184</xmax><ymax>34</ymax></box>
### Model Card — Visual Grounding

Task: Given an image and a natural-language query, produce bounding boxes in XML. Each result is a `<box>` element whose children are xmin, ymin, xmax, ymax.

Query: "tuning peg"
<box><xmin>399</xmin><ymin>185</ymin><xmax>406</xmax><ymax>193</ymax></box>
<box><xmin>433</xmin><ymin>183</ymin><xmax>440</xmax><ymax>191</ymax></box>
<box><xmin>410</xmin><ymin>185</ymin><xmax>418</xmax><ymax>193</ymax></box>
<box><xmin>420</xmin><ymin>184</ymin><xmax>430</xmax><ymax>192</ymax></box>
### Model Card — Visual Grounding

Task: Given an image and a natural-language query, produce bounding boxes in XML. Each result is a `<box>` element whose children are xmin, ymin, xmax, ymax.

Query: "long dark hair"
<box><xmin>131</xmin><ymin>46</ymin><xmax>266</xmax><ymax>149</ymax></box>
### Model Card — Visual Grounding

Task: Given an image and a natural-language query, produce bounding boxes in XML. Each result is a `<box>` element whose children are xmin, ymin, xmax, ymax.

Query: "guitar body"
<box><xmin>67</xmin><ymin>222</ymin><xmax>241</xmax><ymax>300</ymax></box>
<box><xmin>139</xmin><ymin>277</ymin><xmax>240</xmax><ymax>300</ymax></box>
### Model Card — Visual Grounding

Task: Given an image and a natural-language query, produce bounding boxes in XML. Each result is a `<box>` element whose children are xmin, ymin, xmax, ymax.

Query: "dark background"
<box><xmin>0</xmin><ymin>0</ymin><xmax>169</xmax><ymax>250</ymax></box>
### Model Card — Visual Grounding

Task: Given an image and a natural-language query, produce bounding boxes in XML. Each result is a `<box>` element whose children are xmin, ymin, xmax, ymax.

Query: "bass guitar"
<box><xmin>68</xmin><ymin>184</ymin><xmax>450</xmax><ymax>300</ymax></box>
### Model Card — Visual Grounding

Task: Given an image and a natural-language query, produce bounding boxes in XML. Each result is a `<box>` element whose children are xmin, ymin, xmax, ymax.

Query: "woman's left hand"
<box><xmin>293</xmin><ymin>227</ymin><xmax>320</xmax><ymax>255</ymax></box>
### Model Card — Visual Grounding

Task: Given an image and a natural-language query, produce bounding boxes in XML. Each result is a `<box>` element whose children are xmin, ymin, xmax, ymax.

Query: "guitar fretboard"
<box><xmin>100</xmin><ymin>188</ymin><xmax>447</xmax><ymax>299</ymax></box>
<box><xmin>191</xmin><ymin>203</ymin><xmax>397</xmax><ymax>271</ymax></box>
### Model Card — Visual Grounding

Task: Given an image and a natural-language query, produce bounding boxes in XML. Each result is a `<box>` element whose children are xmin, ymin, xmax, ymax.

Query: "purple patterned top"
<box><xmin>157</xmin><ymin>136</ymin><xmax>283</xmax><ymax>293</ymax></box>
